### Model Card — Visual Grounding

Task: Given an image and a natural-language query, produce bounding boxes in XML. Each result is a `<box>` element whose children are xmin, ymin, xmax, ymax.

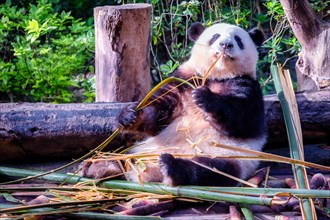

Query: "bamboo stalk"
<box><xmin>240</xmin><ymin>204</ymin><xmax>254</xmax><ymax>220</ymax></box>
<box><xmin>1</xmin><ymin>185</ymin><xmax>329</xmax><ymax>199</ymax></box>
<box><xmin>0</xmin><ymin>198</ymin><xmax>124</xmax><ymax>214</ymax></box>
<box><xmin>271</xmin><ymin>64</ymin><xmax>316</xmax><ymax>220</ymax></box>
<box><xmin>1</xmin><ymin>166</ymin><xmax>330</xmax><ymax>207</ymax></box>
<box><xmin>188</xmin><ymin>187</ymin><xmax>330</xmax><ymax>198</ymax></box>
<box><xmin>0</xmin><ymin>166</ymin><xmax>273</xmax><ymax>206</ymax></box>
<box><xmin>0</xmin><ymin>204</ymin><xmax>161</xmax><ymax>219</ymax></box>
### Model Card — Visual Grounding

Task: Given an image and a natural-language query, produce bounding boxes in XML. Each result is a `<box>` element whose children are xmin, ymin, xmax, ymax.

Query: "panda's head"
<box><xmin>184</xmin><ymin>22</ymin><xmax>264</xmax><ymax>79</ymax></box>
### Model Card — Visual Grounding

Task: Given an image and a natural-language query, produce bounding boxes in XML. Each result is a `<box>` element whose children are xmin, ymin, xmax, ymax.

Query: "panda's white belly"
<box><xmin>129</xmin><ymin>100</ymin><xmax>265</xmax><ymax>158</ymax></box>
<box><xmin>128</xmin><ymin>98</ymin><xmax>266</xmax><ymax>180</ymax></box>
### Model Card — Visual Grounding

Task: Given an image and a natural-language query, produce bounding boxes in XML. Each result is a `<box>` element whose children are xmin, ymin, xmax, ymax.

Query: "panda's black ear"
<box><xmin>188</xmin><ymin>22</ymin><xmax>205</xmax><ymax>41</ymax></box>
<box><xmin>249</xmin><ymin>28</ymin><xmax>264</xmax><ymax>46</ymax></box>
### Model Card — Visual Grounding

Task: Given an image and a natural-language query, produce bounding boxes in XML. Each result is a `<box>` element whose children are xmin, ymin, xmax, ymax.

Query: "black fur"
<box><xmin>116</xmin><ymin>84</ymin><xmax>183</xmax><ymax>136</ymax></box>
<box><xmin>159</xmin><ymin>153</ymin><xmax>241</xmax><ymax>186</ymax></box>
<box><xmin>117</xmin><ymin>103</ymin><xmax>139</xmax><ymax>127</ymax></box>
<box><xmin>193</xmin><ymin>76</ymin><xmax>265</xmax><ymax>138</ymax></box>
<box><xmin>249</xmin><ymin>28</ymin><xmax>264</xmax><ymax>46</ymax></box>
<box><xmin>188</xmin><ymin>22</ymin><xmax>205</xmax><ymax>41</ymax></box>
<box><xmin>234</xmin><ymin>35</ymin><xmax>244</xmax><ymax>49</ymax></box>
<box><xmin>209</xmin><ymin>33</ymin><xmax>221</xmax><ymax>45</ymax></box>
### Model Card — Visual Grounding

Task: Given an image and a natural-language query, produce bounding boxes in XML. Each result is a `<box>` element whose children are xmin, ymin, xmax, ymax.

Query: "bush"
<box><xmin>0</xmin><ymin>0</ymin><xmax>95</xmax><ymax>103</ymax></box>
<box><xmin>2</xmin><ymin>0</ymin><xmax>328</xmax><ymax>102</ymax></box>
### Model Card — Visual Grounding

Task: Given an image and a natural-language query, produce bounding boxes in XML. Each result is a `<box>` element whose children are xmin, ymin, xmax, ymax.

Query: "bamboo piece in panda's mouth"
<box><xmin>201</xmin><ymin>52</ymin><xmax>224</xmax><ymax>86</ymax></box>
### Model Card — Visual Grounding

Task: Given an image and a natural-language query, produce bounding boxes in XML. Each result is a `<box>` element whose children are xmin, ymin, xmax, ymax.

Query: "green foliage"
<box><xmin>2</xmin><ymin>0</ymin><xmax>330</xmax><ymax>102</ymax></box>
<box><xmin>148</xmin><ymin>0</ymin><xmax>262</xmax><ymax>78</ymax></box>
<box><xmin>0</xmin><ymin>0</ymin><xmax>94</xmax><ymax>103</ymax></box>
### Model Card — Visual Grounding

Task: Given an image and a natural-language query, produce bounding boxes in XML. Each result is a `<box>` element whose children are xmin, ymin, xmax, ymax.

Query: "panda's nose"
<box><xmin>220</xmin><ymin>42</ymin><xmax>233</xmax><ymax>49</ymax></box>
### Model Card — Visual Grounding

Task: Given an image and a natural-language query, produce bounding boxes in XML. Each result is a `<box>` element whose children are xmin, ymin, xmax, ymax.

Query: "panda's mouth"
<box><xmin>215</xmin><ymin>51</ymin><xmax>234</xmax><ymax>60</ymax></box>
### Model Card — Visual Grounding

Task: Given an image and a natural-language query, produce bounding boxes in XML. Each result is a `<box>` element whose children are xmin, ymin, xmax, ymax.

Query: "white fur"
<box><xmin>183</xmin><ymin>23</ymin><xmax>259</xmax><ymax>80</ymax></box>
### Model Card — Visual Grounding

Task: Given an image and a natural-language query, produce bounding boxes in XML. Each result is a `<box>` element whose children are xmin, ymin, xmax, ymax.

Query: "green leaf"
<box><xmin>26</xmin><ymin>19</ymin><xmax>39</xmax><ymax>34</ymax></box>
<box><xmin>1</xmin><ymin>193</ymin><xmax>23</xmax><ymax>204</ymax></box>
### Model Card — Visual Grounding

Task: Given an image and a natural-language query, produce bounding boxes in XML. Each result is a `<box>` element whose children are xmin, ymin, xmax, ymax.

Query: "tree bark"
<box><xmin>0</xmin><ymin>102</ymin><xmax>140</xmax><ymax>162</ymax></box>
<box><xmin>94</xmin><ymin>4</ymin><xmax>152</xmax><ymax>102</ymax></box>
<box><xmin>264</xmin><ymin>90</ymin><xmax>330</xmax><ymax>147</ymax></box>
<box><xmin>0</xmin><ymin>90</ymin><xmax>329</xmax><ymax>162</ymax></box>
<box><xmin>279</xmin><ymin>0</ymin><xmax>330</xmax><ymax>91</ymax></box>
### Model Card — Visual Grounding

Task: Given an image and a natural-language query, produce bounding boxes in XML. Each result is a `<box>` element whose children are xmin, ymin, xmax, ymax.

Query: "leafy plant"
<box><xmin>0</xmin><ymin>0</ymin><xmax>94</xmax><ymax>103</ymax></box>
<box><xmin>2</xmin><ymin>0</ymin><xmax>329</xmax><ymax>102</ymax></box>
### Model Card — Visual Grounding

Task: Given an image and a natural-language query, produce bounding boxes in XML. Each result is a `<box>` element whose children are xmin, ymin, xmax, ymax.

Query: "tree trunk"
<box><xmin>94</xmin><ymin>4</ymin><xmax>152</xmax><ymax>102</ymax></box>
<box><xmin>0</xmin><ymin>90</ymin><xmax>329</xmax><ymax>162</ymax></box>
<box><xmin>279</xmin><ymin>0</ymin><xmax>330</xmax><ymax>91</ymax></box>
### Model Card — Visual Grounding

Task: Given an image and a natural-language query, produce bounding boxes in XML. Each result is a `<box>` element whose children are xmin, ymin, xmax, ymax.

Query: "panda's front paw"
<box><xmin>192</xmin><ymin>86</ymin><xmax>214</xmax><ymax>112</ymax></box>
<box><xmin>116</xmin><ymin>103</ymin><xmax>139</xmax><ymax>127</ymax></box>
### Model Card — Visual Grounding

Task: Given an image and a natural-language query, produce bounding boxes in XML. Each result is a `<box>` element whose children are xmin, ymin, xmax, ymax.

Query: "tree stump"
<box><xmin>94</xmin><ymin>4</ymin><xmax>152</xmax><ymax>102</ymax></box>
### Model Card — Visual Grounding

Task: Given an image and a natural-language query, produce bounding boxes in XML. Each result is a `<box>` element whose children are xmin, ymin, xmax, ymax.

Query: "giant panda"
<box><xmin>82</xmin><ymin>22</ymin><xmax>266</xmax><ymax>186</ymax></box>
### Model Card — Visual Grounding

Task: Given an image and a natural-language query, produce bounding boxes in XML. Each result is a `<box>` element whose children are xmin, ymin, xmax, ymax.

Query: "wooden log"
<box><xmin>0</xmin><ymin>102</ymin><xmax>140</xmax><ymax>162</ymax></box>
<box><xmin>0</xmin><ymin>90</ymin><xmax>329</xmax><ymax>162</ymax></box>
<box><xmin>264</xmin><ymin>90</ymin><xmax>330</xmax><ymax>146</ymax></box>
<box><xmin>94</xmin><ymin>4</ymin><xmax>152</xmax><ymax>102</ymax></box>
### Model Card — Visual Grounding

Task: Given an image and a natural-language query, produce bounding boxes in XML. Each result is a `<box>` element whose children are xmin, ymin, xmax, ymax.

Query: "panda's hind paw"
<box><xmin>78</xmin><ymin>160</ymin><xmax>123</xmax><ymax>179</ymax></box>
<box><xmin>159</xmin><ymin>153</ymin><xmax>177</xmax><ymax>186</ymax></box>
<box><xmin>159</xmin><ymin>153</ymin><xmax>191</xmax><ymax>186</ymax></box>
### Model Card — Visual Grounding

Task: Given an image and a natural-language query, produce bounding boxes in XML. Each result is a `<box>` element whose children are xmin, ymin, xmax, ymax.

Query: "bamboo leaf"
<box><xmin>1</xmin><ymin>192</ymin><xmax>24</xmax><ymax>204</ymax></box>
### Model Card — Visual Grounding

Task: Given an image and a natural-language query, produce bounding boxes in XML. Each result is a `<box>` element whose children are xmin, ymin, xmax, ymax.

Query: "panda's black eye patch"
<box><xmin>234</xmin><ymin>35</ymin><xmax>244</xmax><ymax>49</ymax></box>
<box><xmin>209</xmin><ymin>33</ymin><xmax>220</xmax><ymax>45</ymax></box>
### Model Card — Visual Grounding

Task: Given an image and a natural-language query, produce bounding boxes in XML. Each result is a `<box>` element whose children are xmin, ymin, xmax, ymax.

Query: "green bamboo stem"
<box><xmin>190</xmin><ymin>187</ymin><xmax>330</xmax><ymax>198</ymax></box>
<box><xmin>0</xmin><ymin>186</ymin><xmax>330</xmax><ymax>198</ymax></box>
<box><xmin>1</xmin><ymin>185</ymin><xmax>329</xmax><ymax>199</ymax></box>
<box><xmin>270</xmin><ymin>64</ymin><xmax>315</xmax><ymax>219</ymax></box>
<box><xmin>0</xmin><ymin>204</ymin><xmax>161</xmax><ymax>220</ymax></box>
<box><xmin>240</xmin><ymin>204</ymin><xmax>254</xmax><ymax>220</ymax></box>
<box><xmin>0</xmin><ymin>198</ymin><xmax>124</xmax><ymax>214</ymax></box>
<box><xmin>1</xmin><ymin>166</ymin><xmax>330</xmax><ymax>205</ymax></box>
<box><xmin>0</xmin><ymin>166</ymin><xmax>273</xmax><ymax>206</ymax></box>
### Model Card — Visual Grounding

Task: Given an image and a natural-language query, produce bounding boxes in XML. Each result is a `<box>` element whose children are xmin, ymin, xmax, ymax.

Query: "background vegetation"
<box><xmin>1</xmin><ymin>0</ymin><xmax>329</xmax><ymax>103</ymax></box>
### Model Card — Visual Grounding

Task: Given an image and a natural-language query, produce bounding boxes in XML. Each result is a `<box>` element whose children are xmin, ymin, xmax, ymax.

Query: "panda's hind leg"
<box><xmin>78</xmin><ymin>160</ymin><xmax>123</xmax><ymax>179</ymax></box>
<box><xmin>159</xmin><ymin>153</ymin><xmax>241</xmax><ymax>186</ymax></box>
<box><xmin>127</xmin><ymin>164</ymin><xmax>164</xmax><ymax>183</ymax></box>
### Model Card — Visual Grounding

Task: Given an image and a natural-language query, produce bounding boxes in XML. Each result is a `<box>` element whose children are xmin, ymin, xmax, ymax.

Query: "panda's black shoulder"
<box><xmin>214</xmin><ymin>75</ymin><xmax>263</xmax><ymax>97</ymax></box>
<box><xmin>223</xmin><ymin>75</ymin><xmax>260</xmax><ymax>86</ymax></box>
